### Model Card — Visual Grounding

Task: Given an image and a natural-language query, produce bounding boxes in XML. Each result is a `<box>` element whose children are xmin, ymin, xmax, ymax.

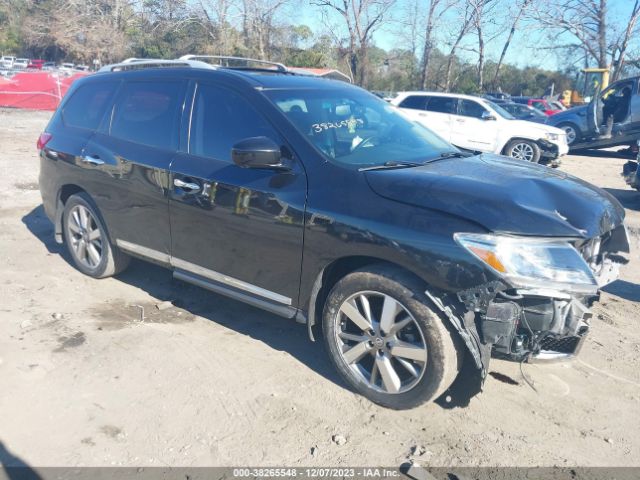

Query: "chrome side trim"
<box><xmin>116</xmin><ymin>239</ymin><xmax>171</xmax><ymax>264</ymax></box>
<box><xmin>172</xmin><ymin>257</ymin><xmax>292</xmax><ymax>305</ymax></box>
<box><xmin>174</xmin><ymin>270</ymin><xmax>296</xmax><ymax>318</ymax></box>
<box><xmin>115</xmin><ymin>240</ymin><xmax>292</xmax><ymax>306</ymax></box>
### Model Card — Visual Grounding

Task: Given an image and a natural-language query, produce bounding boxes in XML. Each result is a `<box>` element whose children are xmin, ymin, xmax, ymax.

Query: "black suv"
<box><xmin>38</xmin><ymin>56</ymin><xmax>629</xmax><ymax>409</ymax></box>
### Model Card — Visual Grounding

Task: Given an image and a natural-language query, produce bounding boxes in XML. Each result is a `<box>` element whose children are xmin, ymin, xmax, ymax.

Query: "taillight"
<box><xmin>37</xmin><ymin>132</ymin><xmax>52</xmax><ymax>150</ymax></box>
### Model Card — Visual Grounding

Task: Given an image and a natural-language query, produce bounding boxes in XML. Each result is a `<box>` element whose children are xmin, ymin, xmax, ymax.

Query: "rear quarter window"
<box><xmin>398</xmin><ymin>95</ymin><xmax>427</xmax><ymax>110</ymax></box>
<box><xmin>61</xmin><ymin>81</ymin><xmax>118</xmax><ymax>130</ymax></box>
<box><xmin>425</xmin><ymin>96</ymin><xmax>457</xmax><ymax>114</ymax></box>
<box><xmin>110</xmin><ymin>81</ymin><xmax>184</xmax><ymax>150</ymax></box>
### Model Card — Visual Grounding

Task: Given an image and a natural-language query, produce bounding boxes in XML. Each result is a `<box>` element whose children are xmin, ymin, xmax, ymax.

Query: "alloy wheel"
<box><xmin>562</xmin><ymin>126</ymin><xmax>577</xmax><ymax>145</ymax></box>
<box><xmin>334</xmin><ymin>291</ymin><xmax>428</xmax><ymax>394</ymax></box>
<box><xmin>67</xmin><ymin>205</ymin><xmax>104</xmax><ymax>269</ymax></box>
<box><xmin>511</xmin><ymin>142</ymin><xmax>535</xmax><ymax>161</ymax></box>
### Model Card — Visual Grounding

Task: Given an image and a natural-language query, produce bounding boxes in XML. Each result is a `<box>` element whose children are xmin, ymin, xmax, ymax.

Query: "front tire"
<box><xmin>322</xmin><ymin>265</ymin><xmax>463</xmax><ymax>409</ymax></box>
<box><xmin>557</xmin><ymin>122</ymin><xmax>581</xmax><ymax>146</ymax></box>
<box><xmin>504</xmin><ymin>139</ymin><xmax>541</xmax><ymax>163</ymax></box>
<box><xmin>62</xmin><ymin>193</ymin><xmax>130</xmax><ymax>278</ymax></box>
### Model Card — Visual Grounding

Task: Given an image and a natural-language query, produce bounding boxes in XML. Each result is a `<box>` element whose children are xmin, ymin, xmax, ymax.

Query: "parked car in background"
<box><xmin>500</xmin><ymin>102</ymin><xmax>549</xmax><ymax>124</ymax></box>
<box><xmin>392</xmin><ymin>91</ymin><xmax>567</xmax><ymax>164</ymax></box>
<box><xmin>59</xmin><ymin>63</ymin><xmax>75</xmax><ymax>72</ymax></box>
<box><xmin>548</xmin><ymin>76</ymin><xmax>640</xmax><ymax>149</ymax></box>
<box><xmin>485</xmin><ymin>92</ymin><xmax>511</xmax><ymax>101</ymax></box>
<box><xmin>27</xmin><ymin>59</ymin><xmax>45</xmax><ymax>70</ymax></box>
<box><xmin>548</xmin><ymin>99</ymin><xmax>567</xmax><ymax>112</ymax></box>
<box><xmin>42</xmin><ymin>62</ymin><xmax>56</xmax><ymax>70</ymax></box>
<box><xmin>37</xmin><ymin>57</ymin><xmax>629</xmax><ymax>409</ymax></box>
<box><xmin>75</xmin><ymin>65</ymin><xmax>89</xmax><ymax>71</ymax></box>
<box><xmin>13</xmin><ymin>58</ymin><xmax>29</xmax><ymax>69</ymax></box>
<box><xmin>0</xmin><ymin>56</ymin><xmax>15</xmax><ymax>68</ymax></box>
<box><xmin>512</xmin><ymin>97</ymin><xmax>562</xmax><ymax>116</ymax></box>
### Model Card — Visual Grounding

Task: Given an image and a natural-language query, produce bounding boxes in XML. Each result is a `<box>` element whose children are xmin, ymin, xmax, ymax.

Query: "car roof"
<box><xmin>88</xmin><ymin>64</ymin><xmax>361</xmax><ymax>92</ymax></box>
<box><xmin>397</xmin><ymin>91</ymin><xmax>487</xmax><ymax>102</ymax></box>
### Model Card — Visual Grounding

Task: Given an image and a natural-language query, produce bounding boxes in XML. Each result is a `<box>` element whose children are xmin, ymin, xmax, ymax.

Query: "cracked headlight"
<box><xmin>545</xmin><ymin>132</ymin><xmax>560</xmax><ymax>141</ymax></box>
<box><xmin>454</xmin><ymin>233</ymin><xmax>598</xmax><ymax>294</ymax></box>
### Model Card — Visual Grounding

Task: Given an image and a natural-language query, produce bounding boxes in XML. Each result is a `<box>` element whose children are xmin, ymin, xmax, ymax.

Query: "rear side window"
<box><xmin>398</xmin><ymin>95</ymin><xmax>427</xmax><ymax>110</ymax></box>
<box><xmin>110</xmin><ymin>81</ymin><xmax>183</xmax><ymax>150</ymax></box>
<box><xmin>189</xmin><ymin>83</ymin><xmax>279</xmax><ymax>161</ymax></box>
<box><xmin>531</xmin><ymin>101</ymin><xmax>546</xmax><ymax>111</ymax></box>
<box><xmin>62</xmin><ymin>82</ymin><xmax>117</xmax><ymax>130</ymax></box>
<box><xmin>459</xmin><ymin>99</ymin><xmax>488</xmax><ymax>118</ymax></box>
<box><xmin>425</xmin><ymin>96</ymin><xmax>456</xmax><ymax>114</ymax></box>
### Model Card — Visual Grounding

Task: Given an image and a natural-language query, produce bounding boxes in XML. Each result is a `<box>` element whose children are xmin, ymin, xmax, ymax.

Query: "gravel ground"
<box><xmin>0</xmin><ymin>108</ymin><xmax>639</xmax><ymax>469</ymax></box>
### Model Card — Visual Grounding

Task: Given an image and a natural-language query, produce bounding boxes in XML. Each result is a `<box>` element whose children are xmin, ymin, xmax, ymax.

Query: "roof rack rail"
<box><xmin>99</xmin><ymin>58</ymin><xmax>215</xmax><ymax>72</ymax></box>
<box><xmin>178</xmin><ymin>55</ymin><xmax>288</xmax><ymax>72</ymax></box>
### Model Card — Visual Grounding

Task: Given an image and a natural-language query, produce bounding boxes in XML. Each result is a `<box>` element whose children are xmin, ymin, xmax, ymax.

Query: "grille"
<box><xmin>539</xmin><ymin>335</ymin><xmax>581</xmax><ymax>354</ymax></box>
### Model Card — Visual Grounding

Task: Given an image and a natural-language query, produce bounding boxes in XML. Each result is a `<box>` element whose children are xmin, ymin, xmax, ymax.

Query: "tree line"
<box><xmin>1</xmin><ymin>0</ymin><xmax>639</xmax><ymax>96</ymax></box>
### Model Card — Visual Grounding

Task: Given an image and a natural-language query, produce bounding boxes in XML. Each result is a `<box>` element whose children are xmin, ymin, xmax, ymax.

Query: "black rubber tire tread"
<box><xmin>62</xmin><ymin>192</ymin><xmax>130</xmax><ymax>278</ymax></box>
<box><xmin>322</xmin><ymin>264</ymin><xmax>463</xmax><ymax>410</ymax></box>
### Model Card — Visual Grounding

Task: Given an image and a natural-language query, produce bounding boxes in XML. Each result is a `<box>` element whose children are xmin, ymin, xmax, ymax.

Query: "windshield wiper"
<box><xmin>426</xmin><ymin>150</ymin><xmax>474</xmax><ymax>162</ymax></box>
<box><xmin>359</xmin><ymin>161</ymin><xmax>423</xmax><ymax>171</ymax></box>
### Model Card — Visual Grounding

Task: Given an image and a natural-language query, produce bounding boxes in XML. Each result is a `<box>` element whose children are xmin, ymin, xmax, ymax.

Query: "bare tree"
<box><xmin>531</xmin><ymin>0</ymin><xmax>640</xmax><ymax>80</ymax></box>
<box><xmin>21</xmin><ymin>0</ymin><xmax>131</xmax><ymax>63</ymax></box>
<box><xmin>610</xmin><ymin>0</ymin><xmax>640</xmax><ymax>81</ymax></box>
<box><xmin>312</xmin><ymin>0</ymin><xmax>396</xmax><ymax>87</ymax></box>
<box><xmin>197</xmin><ymin>0</ymin><xmax>242</xmax><ymax>54</ymax></box>
<box><xmin>491</xmin><ymin>0</ymin><xmax>533</xmax><ymax>89</ymax></box>
<box><xmin>418</xmin><ymin>0</ymin><xmax>455</xmax><ymax>89</ymax></box>
<box><xmin>442</xmin><ymin>1</ymin><xmax>475</xmax><ymax>91</ymax></box>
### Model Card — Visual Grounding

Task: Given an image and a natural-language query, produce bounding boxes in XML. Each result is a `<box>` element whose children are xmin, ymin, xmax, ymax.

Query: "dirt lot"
<box><xmin>1</xmin><ymin>108</ymin><xmax>639</xmax><ymax>469</ymax></box>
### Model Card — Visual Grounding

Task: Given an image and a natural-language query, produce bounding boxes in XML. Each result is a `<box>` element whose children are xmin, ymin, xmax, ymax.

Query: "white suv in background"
<box><xmin>391</xmin><ymin>92</ymin><xmax>568</xmax><ymax>165</ymax></box>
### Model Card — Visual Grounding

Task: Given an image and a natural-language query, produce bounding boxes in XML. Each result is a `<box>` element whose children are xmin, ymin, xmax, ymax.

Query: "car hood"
<box><xmin>549</xmin><ymin>105</ymin><xmax>587</xmax><ymax>123</ymax></box>
<box><xmin>506</xmin><ymin>119</ymin><xmax>564</xmax><ymax>135</ymax></box>
<box><xmin>365</xmin><ymin>154</ymin><xmax>625</xmax><ymax>238</ymax></box>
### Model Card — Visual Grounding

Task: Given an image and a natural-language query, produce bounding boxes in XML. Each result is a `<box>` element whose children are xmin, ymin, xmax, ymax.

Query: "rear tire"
<box><xmin>322</xmin><ymin>265</ymin><xmax>463</xmax><ymax>409</ymax></box>
<box><xmin>62</xmin><ymin>193</ymin><xmax>130</xmax><ymax>278</ymax></box>
<box><xmin>504</xmin><ymin>139</ymin><xmax>541</xmax><ymax>163</ymax></box>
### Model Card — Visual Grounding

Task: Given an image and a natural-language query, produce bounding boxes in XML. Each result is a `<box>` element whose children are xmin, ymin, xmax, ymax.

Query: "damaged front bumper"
<box><xmin>450</xmin><ymin>224</ymin><xmax>630</xmax><ymax>367</ymax></box>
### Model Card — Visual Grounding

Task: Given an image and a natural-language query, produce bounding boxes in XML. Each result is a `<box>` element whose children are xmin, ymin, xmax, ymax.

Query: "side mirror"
<box><xmin>481</xmin><ymin>111</ymin><xmax>496</xmax><ymax>121</ymax></box>
<box><xmin>232</xmin><ymin>137</ymin><xmax>288</xmax><ymax>171</ymax></box>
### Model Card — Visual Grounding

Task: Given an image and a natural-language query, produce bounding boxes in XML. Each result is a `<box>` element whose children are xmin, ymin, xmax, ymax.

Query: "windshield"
<box><xmin>264</xmin><ymin>88</ymin><xmax>454</xmax><ymax>168</ymax></box>
<box><xmin>484</xmin><ymin>100</ymin><xmax>515</xmax><ymax>119</ymax></box>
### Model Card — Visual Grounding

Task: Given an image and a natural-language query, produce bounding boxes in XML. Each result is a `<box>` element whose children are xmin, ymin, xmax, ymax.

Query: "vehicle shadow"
<box><xmin>604</xmin><ymin>188</ymin><xmax>640</xmax><ymax>211</ymax></box>
<box><xmin>0</xmin><ymin>440</ymin><xmax>42</xmax><ymax>480</ymax></box>
<box><xmin>572</xmin><ymin>148</ymin><xmax>636</xmax><ymax>159</ymax></box>
<box><xmin>603</xmin><ymin>279</ymin><xmax>640</xmax><ymax>303</ymax></box>
<box><xmin>22</xmin><ymin>205</ymin><xmax>479</xmax><ymax>409</ymax></box>
<box><xmin>20</xmin><ymin>204</ymin><xmax>67</xmax><ymax>256</ymax></box>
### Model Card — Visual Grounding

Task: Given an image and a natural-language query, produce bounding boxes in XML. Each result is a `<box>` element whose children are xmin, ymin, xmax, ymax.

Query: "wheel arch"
<box><xmin>53</xmin><ymin>184</ymin><xmax>87</xmax><ymax>243</ymax></box>
<box><xmin>499</xmin><ymin>136</ymin><xmax>539</xmax><ymax>155</ymax></box>
<box><xmin>305</xmin><ymin>255</ymin><xmax>486</xmax><ymax>378</ymax></box>
<box><xmin>305</xmin><ymin>256</ymin><xmax>422</xmax><ymax>339</ymax></box>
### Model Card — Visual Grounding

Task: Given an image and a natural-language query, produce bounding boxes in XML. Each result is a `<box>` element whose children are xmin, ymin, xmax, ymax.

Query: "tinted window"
<box><xmin>531</xmin><ymin>101</ymin><xmax>546</xmax><ymax>111</ymax></box>
<box><xmin>425</xmin><ymin>96</ymin><xmax>456</xmax><ymax>114</ymax></box>
<box><xmin>399</xmin><ymin>95</ymin><xmax>427</xmax><ymax>110</ymax></box>
<box><xmin>190</xmin><ymin>83</ymin><xmax>279</xmax><ymax>161</ymax></box>
<box><xmin>62</xmin><ymin>82</ymin><xmax>117</xmax><ymax>130</ymax></box>
<box><xmin>111</xmin><ymin>81</ymin><xmax>183</xmax><ymax>150</ymax></box>
<box><xmin>459</xmin><ymin>99</ymin><xmax>488</xmax><ymax>118</ymax></box>
<box><xmin>266</xmin><ymin>89</ymin><xmax>453</xmax><ymax>168</ymax></box>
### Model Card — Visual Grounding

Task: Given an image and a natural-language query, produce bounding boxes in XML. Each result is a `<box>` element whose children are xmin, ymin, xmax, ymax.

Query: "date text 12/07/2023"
<box><xmin>232</xmin><ymin>468</ymin><xmax>401</xmax><ymax>478</ymax></box>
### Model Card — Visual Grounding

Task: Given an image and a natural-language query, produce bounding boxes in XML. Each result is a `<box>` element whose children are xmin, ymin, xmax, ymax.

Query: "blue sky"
<box><xmin>296</xmin><ymin>0</ymin><xmax>638</xmax><ymax>71</ymax></box>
